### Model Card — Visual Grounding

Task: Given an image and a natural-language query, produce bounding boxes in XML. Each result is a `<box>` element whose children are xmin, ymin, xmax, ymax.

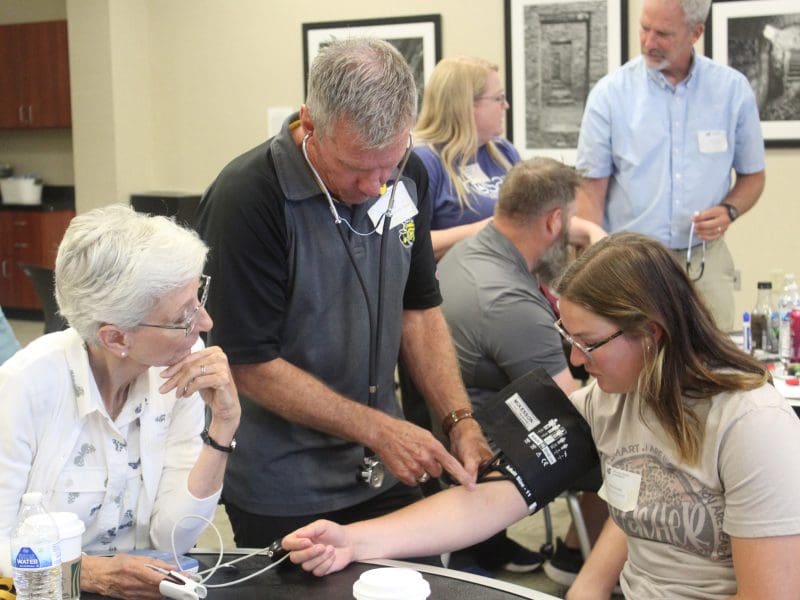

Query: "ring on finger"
<box><xmin>200</xmin><ymin>364</ymin><xmax>206</xmax><ymax>376</ymax></box>
<box><xmin>182</xmin><ymin>384</ymin><xmax>188</xmax><ymax>395</ymax></box>
<box><xmin>417</xmin><ymin>472</ymin><xmax>431</xmax><ymax>484</ymax></box>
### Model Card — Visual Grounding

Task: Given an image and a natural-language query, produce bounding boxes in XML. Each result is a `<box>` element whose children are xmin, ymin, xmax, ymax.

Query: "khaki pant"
<box><xmin>671</xmin><ymin>238</ymin><xmax>736</xmax><ymax>333</ymax></box>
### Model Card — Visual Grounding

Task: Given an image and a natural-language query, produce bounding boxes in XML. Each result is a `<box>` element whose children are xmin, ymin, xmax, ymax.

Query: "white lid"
<box><xmin>352</xmin><ymin>567</ymin><xmax>431</xmax><ymax>600</ymax></box>
<box><xmin>50</xmin><ymin>512</ymin><xmax>86</xmax><ymax>538</ymax></box>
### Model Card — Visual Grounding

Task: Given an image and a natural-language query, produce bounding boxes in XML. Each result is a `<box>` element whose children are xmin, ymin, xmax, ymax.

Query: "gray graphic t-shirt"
<box><xmin>571</xmin><ymin>380</ymin><xmax>800</xmax><ymax>599</ymax></box>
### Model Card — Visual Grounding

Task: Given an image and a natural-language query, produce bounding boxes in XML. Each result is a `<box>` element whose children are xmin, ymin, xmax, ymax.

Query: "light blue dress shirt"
<box><xmin>0</xmin><ymin>307</ymin><xmax>20</xmax><ymax>365</ymax></box>
<box><xmin>576</xmin><ymin>53</ymin><xmax>765</xmax><ymax>249</ymax></box>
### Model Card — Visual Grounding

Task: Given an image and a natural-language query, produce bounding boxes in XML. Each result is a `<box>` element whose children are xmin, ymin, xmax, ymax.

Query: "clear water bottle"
<box><xmin>10</xmin><ymin>492</ymin><xmax>62</xmax><ymax>600</ymax></box>
<box><xmin>778</xmin><ymin>274</ymin><xmax>800</xmax><ymax>363</ymax></box>
<box><xmin>752</xmin><ymin>281</ymin><xmax>778</xmax><ymax>353</ymax></box>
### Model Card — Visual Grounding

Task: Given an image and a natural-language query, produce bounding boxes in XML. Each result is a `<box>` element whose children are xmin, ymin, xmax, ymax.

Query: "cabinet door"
<box><xmin>19</xmin><ymin>21</ymin><xmax>71</xmax><ymax>128</ymax></box>
<box><xmin>0</xmin><ymin>25</ymin><xmax>24</xmax><ymax>128</ymax></box>
<box><xmin>0</xmin><ymin>213</ymin><xmax>14</xmax><ymax>305</ymax></box>
<box><xmin>8</xmin><ymin>211</ymin><xmax>44</xmax><ymax>309</ymax></box>
<box><xmin>0</xmin><ymin>210</ymin><xmax>74</xmax><ymax>310</ymax></box>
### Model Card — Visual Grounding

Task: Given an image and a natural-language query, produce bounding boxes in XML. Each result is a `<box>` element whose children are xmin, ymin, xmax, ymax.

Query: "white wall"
<box><xmin>2</xmin><ymin>0</ymin><xmax>799</xmax><ymax>317</ymax></box>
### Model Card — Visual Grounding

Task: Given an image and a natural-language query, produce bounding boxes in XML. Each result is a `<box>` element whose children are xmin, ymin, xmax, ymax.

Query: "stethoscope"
<box><xmin>301</xmin><ymin>131</ymin><xmax>413</xmax><ymax>488</ymax></box>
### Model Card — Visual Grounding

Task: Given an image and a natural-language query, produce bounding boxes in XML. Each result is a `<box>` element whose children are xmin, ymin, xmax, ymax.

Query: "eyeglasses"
<box><xmin>475</xmin><ymin>92</ymin><xmax>507</xmax><ymax>104</ymax></box>
<box><xmin>686</xmin><ymin>221</ymin><xmax>705</xmax><ymax>282</ymax></box>
<box><xmin>138</xmin><ymin>275</ymin><xmax>210</xmax><ymax>337</ymax></box>
<box><xmin>554</xmin><ymin>318</ymin><xmax>624</xmax><ymax>361</ymax></box>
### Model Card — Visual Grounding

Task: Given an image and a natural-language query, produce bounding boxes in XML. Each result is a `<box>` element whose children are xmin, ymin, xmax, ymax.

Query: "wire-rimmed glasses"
<box><xmin>475</xmin><ymin>92</ymin><xmax>507</xmax><ymax>104</ymax></box>
<box><xmin>138</xmin><ymin>274</ymin><xmax>210</xmax><ymax>337</ymax></box>
<box><xmin>553</xmin><ymin>318</ymin><xmax>624</xmax><ymax>362</ymax></box>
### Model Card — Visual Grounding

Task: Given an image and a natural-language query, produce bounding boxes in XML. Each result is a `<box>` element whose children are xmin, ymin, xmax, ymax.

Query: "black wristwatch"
<box><xmin>201</xmin><ymin>428</ymin><xmax>236</xmax><ymax>453</ymax></box>
<box><xmin>720</xmin><ymin>202</ymin><xmax>739</xmax><ymax>222</ymax></box>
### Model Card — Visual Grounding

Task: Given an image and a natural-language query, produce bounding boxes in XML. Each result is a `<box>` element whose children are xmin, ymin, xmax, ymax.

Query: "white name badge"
<box><xmin>697</xmin><ymin>130</ymin><xmax>728</xmax><ymax>154</ymax></box>
<box><xmin>368</xmin><ymin>181</ymin><xmax>419</xmax><ymax>234</ymax></box>
<box><xmin>462</xmin><ymin>162</ymin><xmax>489</xmax><ymax>184</ymax></box>
<box><xmin>597</xmin><ymin>465</ymin><xmax>641</xmax><ymax>512</ymax></box>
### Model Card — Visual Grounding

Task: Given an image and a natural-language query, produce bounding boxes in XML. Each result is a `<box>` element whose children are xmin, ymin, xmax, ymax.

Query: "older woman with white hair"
<box><xmin>0</xmin><ymin>205</ymin><xmax>240</xmax><ymax>600</ymax></box>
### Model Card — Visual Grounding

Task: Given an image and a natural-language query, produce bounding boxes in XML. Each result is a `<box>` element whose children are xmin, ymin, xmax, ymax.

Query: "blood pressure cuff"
<box><xmin>474</xmin><ymin>368</ymin><xmax>600</xmax><ymax>513</ymax></box>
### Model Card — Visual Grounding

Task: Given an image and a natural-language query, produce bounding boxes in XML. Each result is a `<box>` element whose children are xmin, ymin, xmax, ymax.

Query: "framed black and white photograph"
<box><xmin>707</xmin><ymin>0</ymin><xmax>800</xmax><ymax>147</ymax></box>
<box><xmin>302</xmin><ymin>15</ymin><xmax>442</xmax><ymax>110</ymax></box>
<box><xmin>504</xmin><ymin>0</ymin><xmax>628</xmax><ymax>162</ymax></box>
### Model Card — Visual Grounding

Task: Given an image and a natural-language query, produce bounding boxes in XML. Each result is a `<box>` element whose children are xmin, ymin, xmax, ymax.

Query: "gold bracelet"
<box><xmin>442</xmin><ymin>408</ymin><xmax>475</xmax><ymax>436</ymax></box>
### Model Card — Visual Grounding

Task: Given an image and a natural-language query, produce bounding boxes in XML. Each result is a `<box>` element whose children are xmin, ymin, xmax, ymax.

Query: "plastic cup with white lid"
<box><xmin>51</xmin><ymin>512</ymin><xmax>85</xmax><ymax>600</ymax></box>
<box><xmin>352</xmin><ymin>567</ymin><xmax>431</xmax><ymax>600</ymax></box>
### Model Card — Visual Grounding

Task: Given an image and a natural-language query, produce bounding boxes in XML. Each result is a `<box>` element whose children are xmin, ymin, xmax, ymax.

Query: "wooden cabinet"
<box><xmin>0</xmin><ymin>209</ymin><xmax>74</xmax><ymax>309</ymax></box>
<box><xmin>0</xmin><ymin>20</ymin><xmax>71</xmax><ymax>129</ymax></box>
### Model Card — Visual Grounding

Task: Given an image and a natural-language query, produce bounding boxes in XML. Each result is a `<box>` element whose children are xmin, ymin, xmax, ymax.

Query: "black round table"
<box><xmin>82</xmin><ymin>551</ymin><xmax>561</xmax><ymax>599</ymax></box>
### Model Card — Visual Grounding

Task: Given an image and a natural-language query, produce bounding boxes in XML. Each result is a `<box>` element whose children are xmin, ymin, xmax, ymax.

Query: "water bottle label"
<box><xmin>11</xmin><ymin>544</ymin><xmax>59</xmax><ymax>569</ymax></box>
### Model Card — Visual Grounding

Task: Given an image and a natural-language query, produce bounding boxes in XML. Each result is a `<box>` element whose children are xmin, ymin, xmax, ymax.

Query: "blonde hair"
<box><xmin>557</xmin><ymin>233</ymin><xmax>770</xmax><ymax>464</ymax></box>
<box><xmin>414</xmin><ymin>56</ymin><xmax>512</xmax><ymax>213</ymax></box>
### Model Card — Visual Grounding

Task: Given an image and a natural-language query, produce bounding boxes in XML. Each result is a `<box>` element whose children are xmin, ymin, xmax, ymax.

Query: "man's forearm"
<box><xmin>400</xmin><ymin>307</ymin><xmax>472</xmax><ymax>421</ymax></box>
<box><xmin>722</xmin><ymin>170</ymin><xmax>765</xmax><ymax>217</ymax></box>
<box><xmin>576</xmin><ymin>177</ymin><xmax>609</xmax><ymax>226</ymax></box>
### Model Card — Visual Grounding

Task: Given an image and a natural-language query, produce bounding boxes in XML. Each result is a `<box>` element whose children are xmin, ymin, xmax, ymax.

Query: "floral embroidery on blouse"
<box><xmin>73</xmin><ymin>443</ymin><xmax>96</xmax><ymax>467</ymax></box>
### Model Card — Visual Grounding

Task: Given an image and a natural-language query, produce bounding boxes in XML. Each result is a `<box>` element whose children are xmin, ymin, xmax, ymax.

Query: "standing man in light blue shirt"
<box><xmin>576</xmin><ymin>0</ymin><xmax>765</xmax><ymax>332</ymax></box>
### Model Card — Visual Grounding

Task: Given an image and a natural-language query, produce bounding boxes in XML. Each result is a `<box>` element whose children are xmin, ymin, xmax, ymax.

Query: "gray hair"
<box><xmin>55</xmin><ymin>204</ymin><xmax>208</xmax><ymax>344</ymax></box>
<box><xmin>305</xmin><ymin>37</ymin><xmax>417</xmax><ymax>148</ymax></box>
<box><xmin>496</xmin><ymin>157</ymin><xmax>581</xmax><ymax>223</ymax></box>
<box><xmin>679</xmin><ymin>0</ymin><xmax>711</xmax><ymax>26</ymax></box>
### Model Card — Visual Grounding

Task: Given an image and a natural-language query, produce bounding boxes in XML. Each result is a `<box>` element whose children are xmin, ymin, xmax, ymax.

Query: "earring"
<box><xmin>121</xmin><ymin>351</ymin><xmax>127</xmax><ymax>358</ymax></box>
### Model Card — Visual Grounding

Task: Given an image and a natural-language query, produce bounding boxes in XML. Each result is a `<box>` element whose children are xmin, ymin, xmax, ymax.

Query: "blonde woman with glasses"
<box><xmin>414</xmin><ymin>56</ymin><xmax>516</xmax><ymax>261</ymax></box>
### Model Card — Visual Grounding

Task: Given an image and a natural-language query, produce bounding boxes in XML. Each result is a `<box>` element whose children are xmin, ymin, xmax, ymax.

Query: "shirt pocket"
<box><xmin>50</xmin><ymin>466</ymin><xmax>107</xmax><ymax>516</ymax></box>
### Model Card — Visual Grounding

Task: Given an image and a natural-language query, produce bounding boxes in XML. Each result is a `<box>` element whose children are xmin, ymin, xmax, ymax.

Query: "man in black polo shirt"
<box><xmin>196</xmin><ymin>38</ymin><xmax>491</xmax><ymax>547</ymax></box>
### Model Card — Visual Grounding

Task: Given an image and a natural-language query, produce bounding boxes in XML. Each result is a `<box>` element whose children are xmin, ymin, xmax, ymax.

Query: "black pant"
<box><xmin>223</xmin><ymin>482</ymin><xmax>441</xmax><ymax>565</ymax></box>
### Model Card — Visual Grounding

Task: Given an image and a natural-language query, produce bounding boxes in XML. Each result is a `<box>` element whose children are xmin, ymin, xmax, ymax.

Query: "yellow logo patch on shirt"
<box><xmin>399</xmin><ymin>219</ymin><xmax>415</xmax><ymax>247</ymax></box>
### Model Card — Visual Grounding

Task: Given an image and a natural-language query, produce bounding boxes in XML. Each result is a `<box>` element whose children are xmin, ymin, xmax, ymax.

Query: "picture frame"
<box><xmin>504</xmin><ymin>0</ymin><xmax>628</xmax><ymax>162</ymax></box>
<box><xmin>302</xmin><ymin>15</ymin><xmax>442</xmax><ymax>111</ymax></box>
<box><xmin>705</xmin><ymin>0</ymin><xmax>800</xmax><ymax>147</ymax></box>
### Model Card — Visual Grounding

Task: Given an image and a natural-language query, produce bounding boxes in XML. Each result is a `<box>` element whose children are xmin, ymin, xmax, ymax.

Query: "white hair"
<box><xmin>305</xmin><ymin>37</ymin><xmax>416</xmax><ymax>148</ymax></box>
<box><xmin>680</xmin><ymin>0</ymin><xmax>711</xmax><ymax>26</ymax></box>
<box><xmin>55</xmin><ymin>204</ymin><xmax>208</xmax><ymax>344</ymax></box>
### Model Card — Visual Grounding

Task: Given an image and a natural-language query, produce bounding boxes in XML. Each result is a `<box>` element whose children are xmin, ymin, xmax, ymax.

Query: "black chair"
<box><xmin>18</xmin><ymin>262</ymin><xmax>68</xmax><ymax>334</ymax></box>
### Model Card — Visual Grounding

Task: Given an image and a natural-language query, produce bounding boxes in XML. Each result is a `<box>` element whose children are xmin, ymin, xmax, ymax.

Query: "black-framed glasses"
<box><xmin>686</xmin><ymin>222</ymin><xmax>705</xmax><ymax>282</ymax></box>
<box><xmin>554</xmin><ymin>318</ymin><xmax>624</xmax><ymax>362</ymax></box>
<box><xmin>139</xmin><ymin>275</ymin><xmax>210</xmax><ymax>337</ymax></box>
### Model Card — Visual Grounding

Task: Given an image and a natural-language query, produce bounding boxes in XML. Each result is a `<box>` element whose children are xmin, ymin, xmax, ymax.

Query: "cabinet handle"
<box><xmin>18</xmin><ymin>105</ymin><xmax>25</xmax><ymax>123</ymax></box>
<box><xmin>14</xmin><ymin>242</ymin><xmax>30</xmax><ymax>249</ymax></box>
<box><xmin>12</xmin><ymin>220</ymin><xmax>28</xmax><ymax>227</ymax></box>
<box><xmin>1</xmin><ymin>260</ymin><xmax>7</xmax><ymax>278</ymax></box>
<box><xmin>28</xmin><ymin>105</ymin><xmax>33</xmax><ymax>123</ymax></box>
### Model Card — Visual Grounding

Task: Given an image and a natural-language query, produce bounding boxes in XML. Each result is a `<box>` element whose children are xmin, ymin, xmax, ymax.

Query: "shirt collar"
<box><xmin>481</xmin><ymin>222</ymin><xmax>536</xmax><ymax>280</ymax></box>
<box><xmin>645</xmin><ymin>49</ymin><xmax>699</xmax><ymax>91</ymax></box>
<box><xmin>271</xmin><ymin>112</ymin><xmax>325</xmax><ymax>202</ymax></box>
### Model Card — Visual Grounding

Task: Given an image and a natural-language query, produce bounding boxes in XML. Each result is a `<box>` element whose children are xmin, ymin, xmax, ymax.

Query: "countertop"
<box><xmin>0</xmin><ymin>184</ymin><xmax>75</xmax><ymax>211</ymax></box>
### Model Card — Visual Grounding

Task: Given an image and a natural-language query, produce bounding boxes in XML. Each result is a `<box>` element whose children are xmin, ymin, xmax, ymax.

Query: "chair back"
<box><xmin>17</xmin><ymin>262</ymin><xmax>69</xmax><ymax>334</ymax></box>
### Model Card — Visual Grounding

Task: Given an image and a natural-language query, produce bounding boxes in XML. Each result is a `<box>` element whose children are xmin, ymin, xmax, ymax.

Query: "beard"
<box><xmin>533</xmin><ymin>229</ymin><xmax>570</xmax><ymax>287</ymax></box>
<box><xmin>643</xmin><ymin>51</ymin><xmax>671</xmax><ymax>72</ymax></box>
